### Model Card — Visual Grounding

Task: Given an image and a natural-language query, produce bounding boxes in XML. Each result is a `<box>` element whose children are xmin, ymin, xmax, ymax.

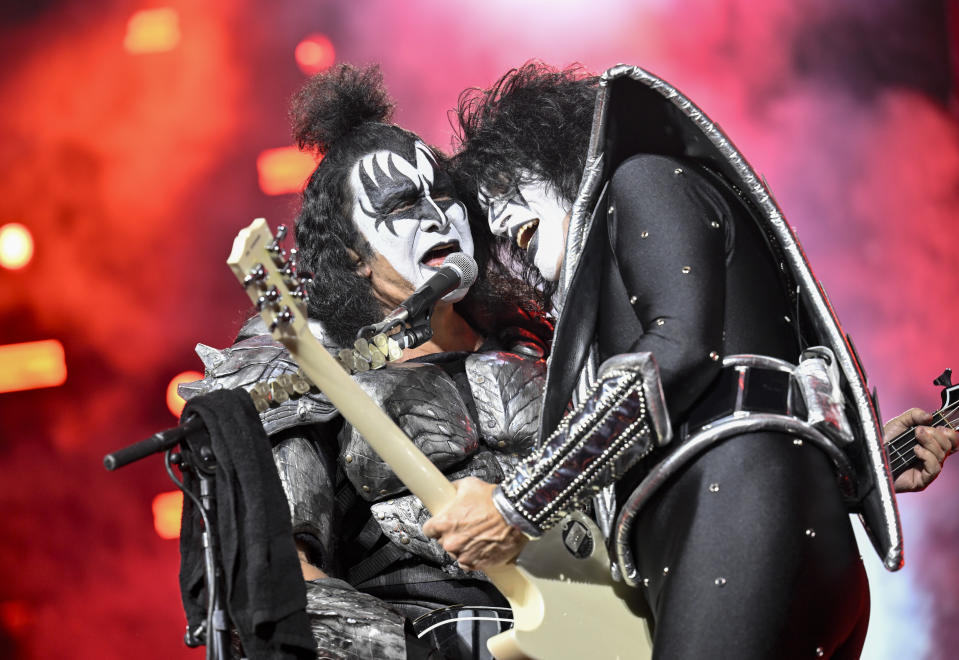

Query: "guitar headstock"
<box><xmin>935</xmin><ymin>368</ymin><xmax>958</xmax><ymax>410</ymax></box>
<box><xmin>228</xmin><ymin>218</ymin><xmax>312</xmax><ymax>346</ymax></box>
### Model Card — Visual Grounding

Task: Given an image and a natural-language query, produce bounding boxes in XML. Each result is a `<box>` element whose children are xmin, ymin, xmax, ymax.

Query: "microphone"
<box><xmin>360</xmin><ymin>252</ymin><xmax>478</xmax><ymax>337</ymax></box>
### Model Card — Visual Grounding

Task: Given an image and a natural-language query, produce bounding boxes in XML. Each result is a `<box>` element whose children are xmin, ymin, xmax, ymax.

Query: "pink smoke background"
<box><xmin>0</xmin><ymin>0</ymin><xmax>956</xmax><ymax>657</ymax></box>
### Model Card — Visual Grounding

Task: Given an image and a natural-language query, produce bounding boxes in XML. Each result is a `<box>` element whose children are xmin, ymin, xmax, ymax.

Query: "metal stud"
<box><xmin>709</xmin><ymin>351</ymin><xmax>720</xmax><ymax>361</ymax></box>
<box><xmin>805</xmin><ymin>528</ymin><xmax>816</xmax><ymax>538</ymax></box>
<box><xmin>784</xmin><ymin>315</ymin><xmax>791</xmax><ymax>323</ymax></box>
<box><xmin>497</xmin><ymin>440</ymin><xmax>506</xmax><ymax>448</ymax></box>
<box><xmin>345</xmin><ymin>453</ymin><xmax>354</xmax><ymax>464</ymax></box>
<box><xmin>815</xmin><ymin>648</ymin><xmax>824</xmax><ymax>657</ymax></box>
<box><xmin>673</xmin><ymin>168</ymin><xmax>684</xmax><ymax>175</ymax></box>
<box><xmin>376</xmin><ymin>512</ymin><xmax>386</xmax><ymax>520</ymax></box>
<box><xmin>400</xmin><ymin>534</ymin><xmax>410</xmax><ymax>545</ymax></box>
<box><xmin>608</xmin><ymin>206</ymin><xmax>615</xmax><ymax>214</ymax></box>
<box><xmin>640</xmin><ymin>231</ymin><xmax>649</xmax><ymax>239</ymax></box>
<box><xmin>708</xmin><ymin>483</ymin><xmax>720</xmax><ymax>493</ymax></box>
<box><xmin>793</xmin><ymin>439</ymin><xmax>804</xmax><ymax>446</ymax></box>
<box><xmin>714</xmin><ymin>577</ymin><xmax>726</xmax><ymax>587</ymax></box>
<box><xmin>362</xmin><ymin>485</ymin><xmax>370</xmax><ymax>493</ymax></box>
<box><xmin>662</xmin><ymin>566</ymin><xmax>670</xmax><ymax>575</ymax></box>
<box><xmin>629</xmin><ymin>295</ymin><xmax>638</xmax><ymax>305</ymax></box>
<box><xmin>655</xmin><ymin>319</ymin><xmax>665</xmax><ymax>326</ymax></box>
<box><xmin>642</xmin><ymin>578</ymin><xmax>650</xmax><ymax>587</ymax></box>
<box><xmin>681</xmin><ymin>266</ymin><xmax>691</xmax><ymax>274</ymax></box>
<box><xmin>710</xmin><ymin>220</ymin><xmax>720</xmax><ymax>229</ymax></box>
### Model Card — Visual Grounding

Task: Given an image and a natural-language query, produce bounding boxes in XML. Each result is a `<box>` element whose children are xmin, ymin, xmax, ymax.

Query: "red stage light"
<box><xmin>0</xmin><ymin>340</ymin><xmax>67</xmax><ymax>394</ymax></box>
<box><xmin>124</xmin><ymin>8</ymin><xmax>181</xmax><ymax>54</ymax></box>
<box><xmin>295</xmin><ymin>34</ymin><xmax>336</xmax><ymax>75</ymax></box>
<box><xmin>256</xmin><ymin>146</ymin><xmax>318</xmax><ymax>195</ymax></box>
<box><xmin>152</xmin><ymin>491</ymin><xmax>183</xmax><ymax>540</ymax></box>
<box><xmin>166</xmin><ymin>370</ymin><xmax>203</xmax><ymax>418</ymax></box>
<box><xmin>0</xmin><ymin>223</ymin><xmax>34</xmax><ymax>270</ymax></box>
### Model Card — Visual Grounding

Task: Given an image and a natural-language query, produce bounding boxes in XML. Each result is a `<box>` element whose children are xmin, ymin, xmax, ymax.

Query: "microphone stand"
<box><xmin>104</xmin><ymin>417</ymin><xmax>231</xmax><ymax>660</ymax></box>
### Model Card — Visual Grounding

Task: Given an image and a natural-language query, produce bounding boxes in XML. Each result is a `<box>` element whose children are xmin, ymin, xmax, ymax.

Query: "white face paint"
<box><xmin>480</xmin><ymin>176</ymin><xmax>571</xmax><ymax>282</ymax></box>
<box><xmin>349</xmin><ymin>141</ymin><xmax>474</xmax><ymax>300</ymax></box>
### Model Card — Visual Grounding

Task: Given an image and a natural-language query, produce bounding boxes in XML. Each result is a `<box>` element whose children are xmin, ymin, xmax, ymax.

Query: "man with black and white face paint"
<box><xmin>195</xmin><ymin>63</ymin><xmax>555</xmax><ymax>659</ymax></box>
<box><xmin>350</xmin><ymin>141</ymin><xmax>475</xmax><ymax>309</ymax></box>
<box><xmin>424</xmin><ymin>62</ymin><xmax>959</xmax><ymax>660</ymax></box>
<box><xmin>479</xmin><ymin>175</ymin><xmax>570</xmax><ymax>283</ymax></box>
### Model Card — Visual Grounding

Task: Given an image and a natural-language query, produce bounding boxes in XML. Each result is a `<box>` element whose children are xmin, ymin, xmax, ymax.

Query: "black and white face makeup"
<box><xmin>479</xmin><ymin>173</ymin><xmax>570</xmax><ymax>282</ymax></box>
<box><xmin>349</xmin><ymin>141</ymin><xmax>474</xmax><ymax>298</ymax></box>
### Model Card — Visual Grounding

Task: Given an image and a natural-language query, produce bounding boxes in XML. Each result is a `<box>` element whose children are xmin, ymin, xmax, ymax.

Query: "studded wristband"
<box><xmin>498</xmin><ymin>352</ymin><xmax>672</xmax><ymax>535</ymax></box>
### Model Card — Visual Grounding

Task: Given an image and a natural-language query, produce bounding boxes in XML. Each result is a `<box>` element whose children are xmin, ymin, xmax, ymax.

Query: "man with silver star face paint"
<box><xmin>423</xmin><ymin>62</ymin><xmax>959</xmax><ymax>660</ymax></box>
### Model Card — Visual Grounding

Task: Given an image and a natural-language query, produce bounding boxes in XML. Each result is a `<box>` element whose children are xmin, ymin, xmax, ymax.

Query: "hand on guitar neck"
<box><xmin>422</xmin><ymin>477</ymin><xmax>528</xmax><ymax>571</ymax></box>
<box><xmin>885</xmin><ymin>407</ymin><xmax>959</xmax><ymax>493</ymax></box>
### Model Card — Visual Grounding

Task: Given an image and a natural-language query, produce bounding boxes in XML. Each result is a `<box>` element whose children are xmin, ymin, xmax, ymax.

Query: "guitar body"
<box><xmin>488</xmin><ymin>511</ymin><xmax>653</xmax><ymax>659</ymax></box>
<box><xmin>229</xmin><ymin>218</ymin><xmax>654</xmax><ymax>659</ymax></box>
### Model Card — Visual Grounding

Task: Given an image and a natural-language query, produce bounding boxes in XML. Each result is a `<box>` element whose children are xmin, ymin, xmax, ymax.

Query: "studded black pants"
<box><xmin>630</xmin><ymin>431</ymin><xmax>869</xmax><ymax>659</ymax></box>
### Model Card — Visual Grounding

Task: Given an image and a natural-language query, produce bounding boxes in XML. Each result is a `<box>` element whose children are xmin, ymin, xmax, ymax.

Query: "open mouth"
<box><xmin>420</xmin><ymin>241</ymin><xmax>461</xmax><ymax>268</ymax></box>
<box><xmin>515</xmin><ymin>220</ymin><xmax>538</xmax><ymax>251</ymax></box>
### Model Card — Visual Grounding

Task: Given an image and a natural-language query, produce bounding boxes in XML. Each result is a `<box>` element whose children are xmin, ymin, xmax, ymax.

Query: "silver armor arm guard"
<box><xmin>493</xmin><ymin>352</ymin><xmax>672</xmax><ymax>537</ymax></box>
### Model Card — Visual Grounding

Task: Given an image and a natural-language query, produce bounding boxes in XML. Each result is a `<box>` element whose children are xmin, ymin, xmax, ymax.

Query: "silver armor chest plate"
<box><xmin>340</xmin><ymin>350</ymin><xmax>546</xmax><ymax>500</ymax></box>
<box><xmin>343</xmin><ymin>350</ymin><xmax>546</xmax><ymax>569</ymax></box>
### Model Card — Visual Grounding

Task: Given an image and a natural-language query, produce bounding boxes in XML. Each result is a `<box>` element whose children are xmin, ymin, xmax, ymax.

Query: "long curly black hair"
<box><xmin>291</xmin><ymin>64</ymin><xmax>426</xmax><ymax>347</ymax></box>
<box><xmin>291</xmin><ymin>63</ymin><xmax>552</xmax><ymax>350</ymax></box>
<box><xmin>452</xmin><ymin>62</ymin><xmax>599</xmax><ymax>305</ymax></box>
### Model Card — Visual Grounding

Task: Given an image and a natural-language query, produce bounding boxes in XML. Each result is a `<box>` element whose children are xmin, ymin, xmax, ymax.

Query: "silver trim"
<box><xmin>600</xmin><ymin>65</ymin><xmax>899</xmax><ymax>571</ymax></box>
<box><xmin>614</xmin><ymin>412</ymin><xmax>856</xmax><ymax>587</ymax></box>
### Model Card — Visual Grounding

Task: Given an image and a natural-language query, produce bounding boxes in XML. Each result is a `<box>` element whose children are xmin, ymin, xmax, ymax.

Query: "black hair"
<box><xmin>291</xmin><ymin>63</ymin><xmax>553</xmax><ymax>351</ymax></box>
<box><xmin>291</xmin><ymin>63</ymin><xmax>422</xmax><ymax>347</ymax></box>
<box><xmin>452</xmin><ymin>62</ymin><xmax>599</xmax><ymax>305</ymax></box>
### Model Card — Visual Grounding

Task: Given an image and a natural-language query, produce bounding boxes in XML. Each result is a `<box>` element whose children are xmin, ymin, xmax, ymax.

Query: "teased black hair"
<box><xmin>291</xmin><ymin>64</ymin><xmax>422</xmax><ymax>346</ymax></box>
<box><xmin>291</xmin><ymin>63</ymin><xmax>553</xmax><ymax>350</ymax></box>
<box><xmin>452</xmin><ymin>62</ymin><xmax>599</xmax><ymax>305</ymax></box>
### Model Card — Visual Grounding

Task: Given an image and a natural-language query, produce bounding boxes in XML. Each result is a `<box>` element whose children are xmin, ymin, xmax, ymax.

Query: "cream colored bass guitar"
<box><xmin>229</xmin><ymin>218</ymin><xmax>653</xmax><ymax>659</ymax></box>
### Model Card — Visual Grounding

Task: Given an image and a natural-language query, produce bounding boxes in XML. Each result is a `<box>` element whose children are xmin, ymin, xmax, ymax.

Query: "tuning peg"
<box><xmin>255</xmin><ymin>286</ymin><xmax>281</xmax><ymax>310</ymax></box>
<box><xmin>275</xmin><ymin>225</ymin><xmax>288</xmax><ymax>242</ymax></box>
<box><xmin>934</xmin><ymin>368</ymin><xmax>953</xmax><ymax>388</ymax></box>
<box><xmin>243</xmin><ymin>264</ymin><xmax>267</xmax><ymax>287</ymax></box>
<box><xmin>268</xmin><ymin>306</ymin><xmax>295</xmax><ymax>331</ymax></box>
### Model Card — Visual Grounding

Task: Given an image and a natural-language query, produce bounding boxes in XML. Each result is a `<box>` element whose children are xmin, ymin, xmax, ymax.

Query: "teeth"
<box><xmin>516</xmin><ymin>221</ymin><xmax>538</xmax><ymax>250</ymax></box>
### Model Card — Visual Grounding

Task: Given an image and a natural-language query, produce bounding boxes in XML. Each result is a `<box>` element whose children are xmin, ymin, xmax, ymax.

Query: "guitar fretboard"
<box><xmin>885</xmin><ymin>400</ymin><xmax>958</xmax><ymax>480</ymax></box>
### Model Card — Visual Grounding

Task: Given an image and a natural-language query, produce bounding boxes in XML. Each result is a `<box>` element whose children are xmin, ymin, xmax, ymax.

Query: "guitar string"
<box><xmin>887</xmin><ymin>403</ymin><xmax>959</xmax><ymax>464</ymax></box>
<box><xmin>885</xmin><ymin>402</ymin><xmax>958</xmax><ymax>467</ymax></box>
<box><xmin>886</xmin><ymin>401</ymin><xmax>959</xmax><ymax>473</ymax></box>
<box><xmin>887</xmin><ymin>410</ymin><xmax>958</xmax><ymax>471</ymax></box>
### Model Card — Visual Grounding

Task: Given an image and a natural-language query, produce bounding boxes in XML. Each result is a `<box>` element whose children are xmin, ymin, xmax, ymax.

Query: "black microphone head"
<box><xmin>443</xmin><ymin>252</ymin><xmax>478</xmax><ymax>288</ymax></box>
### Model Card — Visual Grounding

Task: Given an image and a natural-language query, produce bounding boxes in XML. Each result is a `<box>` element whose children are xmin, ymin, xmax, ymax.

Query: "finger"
<box><xmin>902</xmin><ymin>407</ymin><xmax>933</xmax><ymax>426</ymax></box>
<box><xmin>916</xmin><ymin>428</ymin><xmax>947</xmax><ymax>463</ymax></box>
<box><xmin>914</xmin><ymin>445</ymin><xmax>942</xmax><ymax>477</ymax></box>
<box><xmin>422</xmin><ymin>517</ymin><xmax>446</xmax><ymax>539</ymax></box>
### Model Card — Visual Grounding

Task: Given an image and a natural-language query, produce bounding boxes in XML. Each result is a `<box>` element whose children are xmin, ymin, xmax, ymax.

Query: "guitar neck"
<box><xmin>885</xmin><ymin>405</ymin><xmax>958</xmax><ymax>480</ymax></box>
<box><xmin>226</xmin><ymin>218</ymin><xmax>455</xmax><ymax>514</ymax></box>
<box><xmin>284</xmin><ymin>330</ymin><xmax>456</xmax><ymax>513</ymax></box>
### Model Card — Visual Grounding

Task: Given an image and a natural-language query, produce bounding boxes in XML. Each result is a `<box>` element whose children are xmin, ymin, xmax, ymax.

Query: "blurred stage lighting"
<box><xmin>152</xmin><ymin>491</ymin><xmax>183</xmax><ymax>540</ymax></box>
<box><xmin>257</xmin><ymin>146</ymin><xmax>318</xmax><ymax>195</ymax></box>
<box><xmin>0</xmin><ymin>340</ymin><xmax>67</xmax><ymax>394</ymax></box>
<box><xmin>0</xmin><ymin>223</ymin><xmax>34</xmax><ymax>270</ymax></box>
<box><xmin>124</xmin><ymin>8</ymin><xmax>181</xmax><ymax>54</ymax></box>
<box><xmin>295</xmin><ymin>33</ymin><xmax>336</xmax><ymax>75</ymax></box>
<box><xmin>166</xmin><ymin>370</ymin><xmax>203</xmax><ymax>418</ymax></box>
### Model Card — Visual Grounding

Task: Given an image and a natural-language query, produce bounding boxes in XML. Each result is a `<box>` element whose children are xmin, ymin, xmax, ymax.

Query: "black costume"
<box><xmin>458</xmin><ymin>64</ymin><xmax>900</xmax><ymax>659</ymax></box>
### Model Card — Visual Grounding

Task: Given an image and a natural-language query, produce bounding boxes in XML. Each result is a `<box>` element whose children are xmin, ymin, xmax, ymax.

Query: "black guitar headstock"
<box><xmin>934</xmin><ymin>368</ymin><xmax>958</xmax><ymax>409</ymax></box>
